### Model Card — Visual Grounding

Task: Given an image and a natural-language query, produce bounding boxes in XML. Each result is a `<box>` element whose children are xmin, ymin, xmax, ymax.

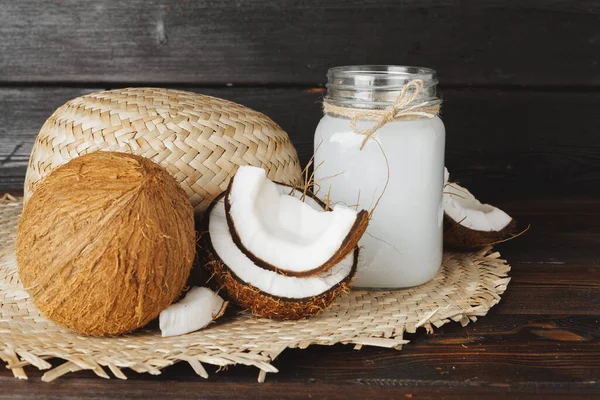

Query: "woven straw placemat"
<box><xmin>0</xmin><ymin>196</ymin><xmax>511</xmax><ymax>382</ymax></box>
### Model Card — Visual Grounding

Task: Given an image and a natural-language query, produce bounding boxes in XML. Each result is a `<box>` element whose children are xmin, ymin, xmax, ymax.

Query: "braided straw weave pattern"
<box><xmin>23</xmin><ymin>88</ymin><xmax>302</xmax><ymax>215</ymax></box>
<box><xmin>0</xmin><ymin>198</ymin><xmax>511</xmax><ymax>382</ymax></box>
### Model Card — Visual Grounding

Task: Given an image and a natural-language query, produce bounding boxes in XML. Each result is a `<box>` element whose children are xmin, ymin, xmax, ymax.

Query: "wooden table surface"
<box><xmin>1</xmin><ymin>194</ymin><xmax>599</xmax><ymax>399</ymax></box>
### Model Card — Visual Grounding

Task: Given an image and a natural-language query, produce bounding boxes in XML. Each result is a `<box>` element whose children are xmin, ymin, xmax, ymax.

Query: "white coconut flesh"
<box><xmin>159</xmin><ymin>287</ymin><xmax>227</xmax><ymax>337</ymax></box>
<box><xmin>444</xmin><ymin>181</ymin><xmax>512</xmax><ymax>232</ymax></box>
<box><xmin>226</xmin><ymin>166</ymin><xmax>361</xmax><ymax>275</ymax></box>
<box><xmin>209</xmin><ymin>197</ymin><xmax>355</xmax><ymax>299</ymax></box>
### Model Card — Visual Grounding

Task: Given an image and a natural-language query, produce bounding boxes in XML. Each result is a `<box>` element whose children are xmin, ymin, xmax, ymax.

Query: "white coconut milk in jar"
<box><xmin>314</xmin><ymin>65</ymin><xmax>445</xmax><ymax>289</ymax></box>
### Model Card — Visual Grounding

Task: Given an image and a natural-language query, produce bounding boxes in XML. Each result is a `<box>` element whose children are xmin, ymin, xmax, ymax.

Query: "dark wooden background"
<box><xmin>1</xmin><ymin>1</ymin><xmax>599</xmax><ymax>399</ymax></box>
<box><xmin>1</xmin><ymin>1</ymin><xmax>599</xmax><ymax>197</ymax></box>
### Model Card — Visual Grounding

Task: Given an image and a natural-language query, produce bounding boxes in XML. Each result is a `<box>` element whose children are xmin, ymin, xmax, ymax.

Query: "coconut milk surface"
<box><xmin>315</xmin><ymin>115</ymin><xmax>445</xmax><ymax>288</ymax></box>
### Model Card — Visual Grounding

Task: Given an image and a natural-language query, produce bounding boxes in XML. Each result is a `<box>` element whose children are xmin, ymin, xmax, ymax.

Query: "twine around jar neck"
<box><xmin>322</xmin><ymin>79</ymin><xmax>441</xmax><ymax>150</ymax></box>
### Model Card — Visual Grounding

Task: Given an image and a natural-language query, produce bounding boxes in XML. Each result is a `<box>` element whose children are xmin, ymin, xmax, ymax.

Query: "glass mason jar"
<box><xmin>314</xmin><ymin>65</ymin><xmax>445</xmax><ymax>289</ymax></box>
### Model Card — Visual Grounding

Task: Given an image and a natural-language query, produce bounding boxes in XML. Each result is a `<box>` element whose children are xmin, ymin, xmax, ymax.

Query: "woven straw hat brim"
<box><xmin>24</xmin><ymin>88</ymin><xmax>303</xmax><ymax>216</ymax></box>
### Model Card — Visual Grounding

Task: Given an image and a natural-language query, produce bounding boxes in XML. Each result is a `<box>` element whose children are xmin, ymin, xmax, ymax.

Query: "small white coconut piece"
<box><xmin>224</xmin><ymin>166</ymin><xmax>368</xmax><ymax>277</ymax></box>
<box><xmin>159</xmin><ymin>287</ymin><xmax>228</xmax><ymax>337</ymax></box>
<box><xmin>443</xmin><ymin>168</ymin><xmax>516</xmax><ymax>249</ymax></box>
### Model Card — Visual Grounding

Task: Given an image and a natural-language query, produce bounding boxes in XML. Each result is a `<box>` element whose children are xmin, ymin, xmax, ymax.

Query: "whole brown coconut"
<box><xmin>16</xmin><ymin>152</ymin><xmax>196</xmax><ymax>336</ymax></box>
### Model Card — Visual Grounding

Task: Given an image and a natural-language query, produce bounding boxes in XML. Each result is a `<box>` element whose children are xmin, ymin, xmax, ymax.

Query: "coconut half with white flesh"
<box><xmin>443</xmin><ymin>168</ymin><xmax>516</xmax><ymax>250</ymax></box>
<box><xmin>224</xmin><ymin>166</ymin><xmax>368</xmax><ymax>277</ymax></box>
<box><xmin>204</xmin><ymin>184</ymin><xmax>359</xmax><ymax>320</ymax></box>
<box><xmin>159</xmin><ymin>287</ymin><xmax>228</xmax><ymax>337</ymax></box>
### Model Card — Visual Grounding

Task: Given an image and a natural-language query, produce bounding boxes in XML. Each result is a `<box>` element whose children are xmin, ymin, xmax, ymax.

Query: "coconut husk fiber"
<box><xmin>0</xmin><ymin>195</ymin><xmax>511</xmax><ymax>382</ymax></box>
<box><xmin>16</xmin><ymin>152</ymin><xmax>196</xmax><ymax>336</ymax></box>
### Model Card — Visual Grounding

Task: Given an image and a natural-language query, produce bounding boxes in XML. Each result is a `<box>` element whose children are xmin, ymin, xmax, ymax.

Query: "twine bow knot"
<box><xmin>323</xmin><ymin>79</ymin><xmax>441</xmax><ymax>150</ymax></box>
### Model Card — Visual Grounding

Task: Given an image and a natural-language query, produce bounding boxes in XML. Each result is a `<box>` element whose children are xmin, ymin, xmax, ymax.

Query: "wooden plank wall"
<box><xmin>0</xmin><ymin>1</ymin><xmax>599</xmax><ymax>197</ymax></box>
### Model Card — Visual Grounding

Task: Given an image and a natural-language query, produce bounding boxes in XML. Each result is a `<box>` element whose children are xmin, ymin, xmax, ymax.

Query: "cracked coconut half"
<box><xmin>224</xmin><ymin>166</ymin><xmax>368</xmax><ymax>277</ymax></box>
<box><xmin>203</xmin><ymin>169</ymin><xmax>364</xmax><ymax>320</ymax></box>
<box><xmin>443</xmin><ymin>168</ymin><xmax>516</xmax><ymax>250</ymax></box>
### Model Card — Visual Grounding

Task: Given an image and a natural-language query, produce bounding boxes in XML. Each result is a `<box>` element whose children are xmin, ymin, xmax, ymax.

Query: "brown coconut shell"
<box><xmin>223</xmin><ymin>175</ymin><xmax>369</xmax><ymax>277</ymax></box>
<box><xmin>201</xmin><ymin>190</ymin><xmax>358</xmax><ymax>320</ymax></box>
<box><xmin>16</xmin><ymin>152</ymin><xmax>196</xmax><ymax>336</ymax></box>
<box><xmin>443</xmin><ymin>214</ymin><xmax>518</xmax><ymax>250</ymax></box>
<box><xmin>203</xmin><ymin>242</ymin><xmax>357</xmax><ymax>320</ymax></box>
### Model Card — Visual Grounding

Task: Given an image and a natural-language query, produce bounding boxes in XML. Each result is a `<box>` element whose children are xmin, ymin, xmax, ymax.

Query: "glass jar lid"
<box><xmin>325</xmin><ymin>65</ymin><xmax>439</xmax><ymax>109</ymax></box>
